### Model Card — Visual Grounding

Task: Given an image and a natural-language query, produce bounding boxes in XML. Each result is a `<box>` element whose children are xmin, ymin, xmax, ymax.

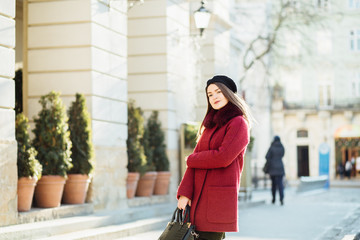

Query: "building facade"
<box><xmin>0</xmin><ymin>0</ymin><xmax>248</xmax><ymax>227</ymax></box>
<box><xmin>270</xmin><ymin>0</ymin><xmax>360</xmax><ymax>180</ymax></box>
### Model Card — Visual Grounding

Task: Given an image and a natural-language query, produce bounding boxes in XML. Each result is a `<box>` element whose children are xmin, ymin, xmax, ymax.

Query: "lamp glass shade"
<box><xmin>194</xmin><ymin>10</ymin><xmax>211</xmax><ymax>29</ymax></box>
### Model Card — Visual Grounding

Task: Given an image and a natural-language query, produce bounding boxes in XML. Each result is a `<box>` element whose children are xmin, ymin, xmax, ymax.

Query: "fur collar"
<box><xmin>203</xmin><ymin>102</ymin><xmax>243</xmax><ymax>129</ymax></box>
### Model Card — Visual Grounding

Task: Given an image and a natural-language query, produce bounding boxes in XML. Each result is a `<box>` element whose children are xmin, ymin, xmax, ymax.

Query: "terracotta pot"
<box><xmin>127</xmin><ymin>172</ymin><xmax>140</xmax><ymax>198</ymax></box>
<box><xmin>135</xmin><ymin>171</ymin><xmax>158</xmax><ymax>197</ymax></box>
<box><xmin>17</xmin><ymin>177</ymin><xmax>37</xmax><ymax>212</ymax></box>
<box><xmin>153</xmin><ymin>171</ymin><xmax>171</xmax><ymax>195</ymax></box>
<box><xmin>62</xmin><ymin>174</ymin><xmax>91</xmax><ymax>204</ymax></box>
<box><xmin>34</xmin><ymin>175</ymin><xmax>65</xmax><ymax>208</ymax></box>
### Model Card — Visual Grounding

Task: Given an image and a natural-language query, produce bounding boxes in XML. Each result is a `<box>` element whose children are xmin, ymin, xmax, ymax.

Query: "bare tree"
<box><xmin>237</xmin><ymin>0</ymin><xmax>338</xmax><ymax>85</ymax></box>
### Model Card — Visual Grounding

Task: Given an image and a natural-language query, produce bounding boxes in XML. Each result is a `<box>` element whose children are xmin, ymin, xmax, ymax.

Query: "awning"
<box><xmin>334</xmin><ymin>124</ymin><xmax>360</xmax><ymax>138</ymax></box>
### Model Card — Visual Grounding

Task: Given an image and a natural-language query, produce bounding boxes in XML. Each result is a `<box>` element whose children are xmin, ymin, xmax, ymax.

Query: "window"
<box><xmin>318</xmin><ymin>71</ymin><xmax>333</xmax><ymax>108</ymax></box>
<box><xmin>351</xmin><ymin>72</ymin><xmax>360</xmax><ymax>97</ymax></box>
<box><xmin>350</xmin><ymin>29</ymin><xmax>360</xmax><ymax>51</ymax></box>
<box><xmin>349</xmin><ymin>0</ymin><xmax>360</xmax><ymax>9</ymax></box>
<box><xmin>315</xmin><ymin>0</ymin><xmax>330</xmax><ymax>11</ymax></box>
<box><xmin>317</xmin><ymin>31</ymin><xmax>332</xmax><ymax>54</ymax></box>
<box><xmin>297</xmin><ymin>130</ymin><xmax>308</xmax><ymax>138</ymax></box>
<box><xmin>318</xmin><ymin>84</ymin><xmax>333</xmax><ymax>107</ymax></box>
<box><xmin>316</xmin><ymin>0</ymin><xmax>330</xmax><ymax>10</ymax></box>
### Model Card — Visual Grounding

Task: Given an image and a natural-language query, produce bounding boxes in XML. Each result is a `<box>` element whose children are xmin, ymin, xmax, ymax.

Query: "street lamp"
<box><xmin>128</xmin><ymin>0</ymin><xmax>144</xmax><ymax>10</ymax></box>
<box><xmin>193</xmin><ymin>1</ymin><xmax>211</xmax><ymax>37</ymax></box>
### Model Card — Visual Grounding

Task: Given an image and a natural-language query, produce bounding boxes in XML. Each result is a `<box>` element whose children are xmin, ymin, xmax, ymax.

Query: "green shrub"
<box><xmin>184</xmin><ymin>123</ymin><xmax>199</xmax><ymax>149</ymax></box>
<box><xmin>127</xmin><ymin>100</ymin><xmax>146</xmax><ymax>175</ymax></box>
<box><xmin>248</xmin><ymin>136</ymin><xmax>255</xmax><ymax>153</ymax></box>
<box><xmin>16</xmin><ymin>113</ymin><xmax>42</xmax><ymax>178</ymax></box>
<box><xmin>144</xmin><ymin>111</ymin><xmax>169</xmax><ymax>171</ymax></box>
<box><xmin>67</xmin><ymin>93</ymin><xmax>94</xmax><ymax>175</ymax></box>
<box><xmin>32</xmin><ymin>91</ymin><xmax>72</xmax><ymax>177</ymax></box>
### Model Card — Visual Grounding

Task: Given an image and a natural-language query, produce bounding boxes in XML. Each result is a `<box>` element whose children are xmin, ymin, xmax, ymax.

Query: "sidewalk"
<box><xmin>2</xmin><ymin>183</ymin><xmax>359</xmax><ymax>240</ymax></box>
<box><xmin>120</xmin><ymin>187</ymin><xmax>360</xmax><ymax>240</ymax></box>
<box><xmin>117</xmin><ymin>189</ymin><xmax>271</xmax><ymax>240</ymax></box>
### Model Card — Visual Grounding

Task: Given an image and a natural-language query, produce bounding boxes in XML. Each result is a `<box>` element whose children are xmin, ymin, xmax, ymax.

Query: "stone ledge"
<box><xmin>297</xmin><ymin>176</ymin><xmax>328</xmax><ymax>193</ymax></box>
<box><xmin>127</xmin><ymin>194</ymin><xmax>172</xmax><ymax>207</ymax></box>
<box><xmin>17</xmin><ymin>203</ymin><xmax>94</xmax><ymax>225</ymax></box>
<box><xmin>0</xmin><ymin>202</ymin><xmax>175</xmax><ymax>240</ymax></box>
<box><xmin>37</xmin><ymin>216</ymin><xmax>169</xmax><ymax>240</ymax></box>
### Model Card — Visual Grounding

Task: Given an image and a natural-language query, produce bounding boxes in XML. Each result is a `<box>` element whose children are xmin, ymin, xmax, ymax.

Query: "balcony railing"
<box><xmin>282</xmin><ymin>98</ymin><xmax>360</xmax><ymax>110</ymax></box>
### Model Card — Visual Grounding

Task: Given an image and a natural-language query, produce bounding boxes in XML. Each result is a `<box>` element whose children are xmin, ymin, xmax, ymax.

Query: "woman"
<box><xmin>265</xmin><ymin>136</ymin><xmax>285</xmax><ymax>205</ymax></box>
<box><xmin>177</xmin><ymin>75</ymin><xmax>254</xmax><ymax>240</ymax></box>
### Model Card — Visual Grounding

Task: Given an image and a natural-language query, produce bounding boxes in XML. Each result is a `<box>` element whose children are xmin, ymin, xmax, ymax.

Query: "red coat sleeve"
<box><xmin>176</xmin><ymin>143</ymin><xmax>201</xmax><ymax>200</ymax></box>
<box><xmin>177</xmin><ymin>167</ymin><xmax>194</xmax><ymax>200</ymax></box>
<box><xmin>186</xmin><ymin>117</ymin><xmax>249</xmax><ymax>169</ymax></box>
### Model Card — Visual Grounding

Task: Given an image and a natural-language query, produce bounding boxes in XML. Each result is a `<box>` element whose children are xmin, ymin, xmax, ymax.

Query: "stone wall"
<box><xmin>0</xmin><ymin>0</ymin><xmax>17</xmax><ymax>226</ymax></box>
<box><xmin>25</xmin><ymin>0</ymin><xmax>128</xmax><ymax>210</ymax></box>
<box><xmin>127</xmin><ymin>0</ymin><xmax>192</xmax><ymax>195</ymax></box>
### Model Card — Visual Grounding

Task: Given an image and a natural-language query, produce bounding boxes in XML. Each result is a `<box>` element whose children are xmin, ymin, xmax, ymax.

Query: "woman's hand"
<box><xmin>178</xmin><ymin>195</ymin><xmax>191</xmax><ymax>210</ymax></box>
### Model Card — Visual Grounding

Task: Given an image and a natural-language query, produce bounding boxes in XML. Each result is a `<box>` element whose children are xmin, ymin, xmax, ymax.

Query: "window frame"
<box><xmin>297</xmin><ymin>129</ymin><xmax>308</xmax><ymax>138</ymax></box>
<box><xmin>315</xmin><ymin>0</ymin><xmax>331</xmax><ymax>11</ymax></box>
<box><xmin>348</xmin><ymin>0</ymin><xmax>360</xmax><ymax>9</ymax></box>
<box><xmin>318</xmin><ymin>82</ymin><xmax>334</xmax><ymax>108</ymax></box>
<box><xmin>350</xmin><ymin>29</ymin><xmax>360</xmax><ymax>52</ymax></box>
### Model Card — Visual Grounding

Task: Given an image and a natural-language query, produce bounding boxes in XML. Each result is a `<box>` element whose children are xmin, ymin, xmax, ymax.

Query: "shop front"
<box><xmin>335</xmin><ymin>125</ymin><xmax>360</xmax><ymax>178</ymax></box>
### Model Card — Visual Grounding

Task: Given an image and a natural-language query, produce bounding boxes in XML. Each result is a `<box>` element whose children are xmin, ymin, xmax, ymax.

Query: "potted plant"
<box><xmin>135</xmin><ymin>117</ymin><xmax>158</xmax><ymax>197</ymax></box>
<box><xmin>16</xmin><ymin>113</ymin><xmax>42</xmax><ymax>212</ymax></box>
<box><xmin>62</xmin><ymin>93</ymin><xmax>94</xmax><ymax>204</ymax></box>
<box><xmin>32</xmin><ymin>91</ymin><xmax>72</xmax><ymax>208</ymax></box>
<box><xmin>126</xmin><ymin>100</ymin><xmax>146</xmax><ymax>198</ymax></box>
<box><xmin>144</xmin><ymin>111</ymin><xmax>170</xmax><ymax>195</ymax></box>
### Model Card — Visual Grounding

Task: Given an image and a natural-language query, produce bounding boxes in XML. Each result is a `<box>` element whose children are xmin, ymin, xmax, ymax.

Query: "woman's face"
<box><xmin>207</xmin><ymin>84</ymin><xmax>229</xmax><ymax>110</ymax></box>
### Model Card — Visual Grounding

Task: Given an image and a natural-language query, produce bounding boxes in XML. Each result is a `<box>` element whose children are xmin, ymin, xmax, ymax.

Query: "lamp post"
<box><xmin>194</xmin><ymin>1</ymin><xmax>211</xmax><ymax>37</ymax></box>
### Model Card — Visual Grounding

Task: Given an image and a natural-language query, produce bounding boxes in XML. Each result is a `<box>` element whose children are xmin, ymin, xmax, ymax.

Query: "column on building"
<box><xmin>128</xmin><ymin>0</ymin><xmax>193</xmax><ymax>195</ymax></box>
<box><xmin>0</xmin><ymin>0</ymin><xmax>17</xmax><ymax>226</ymax></box>
<box><xmin>25</xmin><ymin>0</ymin><xmax>128</xmax><ymax>210</ymax></box>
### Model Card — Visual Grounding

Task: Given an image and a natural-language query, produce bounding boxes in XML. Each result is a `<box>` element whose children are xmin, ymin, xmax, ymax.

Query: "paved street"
<box><xmin>118</xmin><ymin>187</ymin><xmax>360</xmax><ymax>240</ymax></box>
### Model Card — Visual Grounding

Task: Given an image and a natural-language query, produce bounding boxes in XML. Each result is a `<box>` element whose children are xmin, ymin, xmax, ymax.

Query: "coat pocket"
<box><xmin>207</xmin><ymin>186</ymin><xmax>237</xmax><ymax>223</ymax></box>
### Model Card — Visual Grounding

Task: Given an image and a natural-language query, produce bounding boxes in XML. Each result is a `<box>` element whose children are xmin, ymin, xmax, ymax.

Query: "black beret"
<box><xmin>206</xmin><ymin>75</ymin><xmax>237</xmax><ymax>93</ymax></box>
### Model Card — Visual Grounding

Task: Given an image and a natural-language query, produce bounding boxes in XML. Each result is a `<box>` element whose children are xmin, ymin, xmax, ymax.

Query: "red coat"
<box><xmin>177</xmin><ymin>104</ymin><xmax>249</xmax><ymax>232</ymax></box>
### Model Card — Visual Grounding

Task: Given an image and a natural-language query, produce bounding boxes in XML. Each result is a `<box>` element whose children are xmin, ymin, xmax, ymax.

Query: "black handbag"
<box><xmin>263</xmin><ymin>161</ymin><xmax>269</xmax><ymax>174</ymax></box>
<box><xmin>158</xmin><ymin>205</ymin><xmax>199</xmax><ymax>240</ymax></box>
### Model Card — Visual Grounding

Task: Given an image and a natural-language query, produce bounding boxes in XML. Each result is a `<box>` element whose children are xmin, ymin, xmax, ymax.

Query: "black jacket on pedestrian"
<box><xmin>265</xmin><ymin>139</ymin><xmax>285</xmax><ymax>176</ymax></box>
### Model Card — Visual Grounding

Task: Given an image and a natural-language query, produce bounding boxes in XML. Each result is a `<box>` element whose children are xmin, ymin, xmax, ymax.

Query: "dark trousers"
<box><xmin>197</xmin><ymin>231</ymin><xmax>225</xmax><ymax>240</ymax></box>
<box><xmin>270</xmin><ymin>175</ymin><xmax>284</xmax><ymax>202</ymax></box>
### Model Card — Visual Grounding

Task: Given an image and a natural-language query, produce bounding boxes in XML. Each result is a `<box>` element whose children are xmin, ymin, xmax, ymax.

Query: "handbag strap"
<box><xmin>182</xmin><ymin>205</ymin><xmax>191</xmax><ymax>223</ymax></box>
<box><xmin>171</xmin><ymin>205</ymin><xmax>191</xmax><ymax>224</ymax></box>
<box><xmin>170</xmin><ymin>208</ymin><xmax>179</xmax><ymax>222</ymax></box>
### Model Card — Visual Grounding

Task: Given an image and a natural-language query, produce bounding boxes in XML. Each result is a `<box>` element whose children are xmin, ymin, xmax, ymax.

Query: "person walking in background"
<box><xmin>177</xmin><ymin>75</ymin><xmax>254</xmax><ymax>240</ymax></box>
<box><xmin>345</xmin><ymin>160</ymin><xmax>352</xmax><ymax>179</ymax></box>
<box><xmin>265</xmin><ymin>136</ymin><xmax>285</xmax><ymax>205</ymax></box>
<box><xmin>337</xmin><ymin>162</ymin><xmax>345</xmax><ymax>179</ymax></box>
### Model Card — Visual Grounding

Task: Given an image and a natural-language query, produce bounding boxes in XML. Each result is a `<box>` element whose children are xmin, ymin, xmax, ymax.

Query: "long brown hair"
<box><xmin>199</xmin><ymin>82</ymin><xmax>255</xmax><ymax>135</ymax></box>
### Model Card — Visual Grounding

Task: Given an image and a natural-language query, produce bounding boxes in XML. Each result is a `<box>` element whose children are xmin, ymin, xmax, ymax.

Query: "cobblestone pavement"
<box><xmin>118</xmin><ymin>187</ymin><xmax>360</xmax><ymax>240</ymax></box>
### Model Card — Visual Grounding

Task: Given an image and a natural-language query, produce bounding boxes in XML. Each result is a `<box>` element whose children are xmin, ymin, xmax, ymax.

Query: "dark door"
<box><xmin>297</xmin><ymin>146</ymin><xmax>309</xmax><ymax>177</ymax></box>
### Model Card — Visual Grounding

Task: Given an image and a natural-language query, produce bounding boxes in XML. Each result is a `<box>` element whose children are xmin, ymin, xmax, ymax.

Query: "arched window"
<box><xmin>297</xmin><ymin>129</ymin><xmax>308</xmax><ymax>138</ymax></box>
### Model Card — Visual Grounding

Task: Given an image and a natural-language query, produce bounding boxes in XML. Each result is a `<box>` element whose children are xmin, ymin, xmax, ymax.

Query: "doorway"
<box><xmin>297</xmin><ymin>146</ymin><xmax>309</xmax><ymax>177</ymax></box>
